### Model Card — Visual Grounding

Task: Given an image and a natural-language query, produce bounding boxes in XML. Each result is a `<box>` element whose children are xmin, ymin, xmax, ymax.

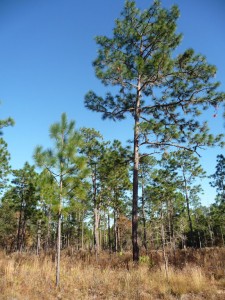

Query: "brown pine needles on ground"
<box><xmin>0</xmin><ymin>248</ymin><xmax>224</xmax><ymax>300</ymax></box>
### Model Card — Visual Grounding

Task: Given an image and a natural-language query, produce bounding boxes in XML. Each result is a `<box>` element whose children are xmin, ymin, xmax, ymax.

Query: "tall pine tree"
<box><xmin>84</xmin><ymin>1</ymin><xmax>225</xmax><ymax>261</ymax></box>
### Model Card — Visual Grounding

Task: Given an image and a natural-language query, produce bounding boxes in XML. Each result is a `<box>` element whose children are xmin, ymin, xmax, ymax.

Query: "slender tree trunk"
<box><xmin>108</xmin><ymin>209</ymin><xmax>111</xmax><ymax>251</ymax></box>
<box><xmin>198</xmin><ymin>231</ymin><xmax>202</xmax><ymax>248</ymax></box>
<box><xmin>113</xmin><ymin>209</ymin><xmax>117</xmax><ymax>252</ymax></box>
<box><xmin>61</xmin><ymin>218</ymin><xmax>65</xmax><ymax>249</ymax></box>
<box><xmin>17</xmin><ymin>212</ymin><xmax>22</xmax><ymax>251</ymax></box>
<box><xmin>36</xmin><ymin>219</ymin><xmax>41</xmax><ymax>255</ymax></box>
<box><xmin>105</xmin><ymin>211</ymin><xmax>108</xmax><ymax>249</ymax></box>
<box><xmin>161</xmin><ymin>204</ymin><xmax>169</xmax><ymax>281</ymax></box>
<box><xmin>56</xmin><ymin>177</ymin><xmax>62</xmax><ymax>287</ymax></box>
<box><xmin>102</xmin><ymin>210</ymin><xmax>106</xmax><ymax>250</ymax></box>
<box><xmin>208</xmin><ymin>223</ymin><xmax>214</xmax><ymax>247</ymax></box>
<box><xmin>167</xmin><ymin>199</ymin><xmax>174</xmax><ymax>249</ymax></box>
<box><xmin>92</xmin><ymin>164</ymin><xmax>100</xmax><ymax>254</ymax></box>
<box><xmin>183</xmin><ymin>170</ymin><xmax>193</xmax><ymax>245</ymax></box>
<box><xmin>17</xmin><ymin>198</ymin><xmax>23</xmax><ymax>252</ymax></box>
<box><xmin>114</xmin><ymin>210</ymin><xmax>118</xmax><ymax>252</ymax></box>
<box><xmin>141</xmin><ymin>175</ymin><xmax>147</xmax><ymax>253</ymax></box>
<box><xmin>99</xmin><ymin>227</ymin><xmax>102</xmax><ymax>250</ymax></box>
<box><xmin>81</xmin><ymin>211</ymin><xmax>84</xmax><ymax>250</ymax></box>
<box><xmin>77</xmin><ymin>211</ymin><xmax>81</xmax><ymax>250</ymax></box>
<box><xmin>94</xmin><ymin>207</ymin><xmax>100</xmax><ymax>253</ymax></box>
<box><xmin>45</xmin><ymin>208</ymin><xmax>51</xmax><ymax>253</ymax></box>
<box><xmin>118</xmin><ymin>226</ymin><xmax>121</xmax><ymax>252</ymax></box>
<box><xmin>203</xmin><ymin>231</ymin><xmax>207</xmax><ymax>247</ymax></box>
<box><xmin>56</xmin><ymin>211</ymin><xmax>61</xmax><ymax>286</ymax></box>
<box><xmin>132</xmin><ymin>75</ymin><xmax>141</xmax><ymax>262</ymax></box>
<box><xmin>21</xmin><ymin>217</ymin><xmax>27</xmax><ymax>251</ymax></box>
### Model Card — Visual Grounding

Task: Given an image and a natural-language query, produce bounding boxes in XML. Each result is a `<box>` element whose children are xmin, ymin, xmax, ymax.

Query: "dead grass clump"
<box><xmin>168</xmin><ymin>265</ymin><xmax>213</xmax><ymax>296</ymax></box>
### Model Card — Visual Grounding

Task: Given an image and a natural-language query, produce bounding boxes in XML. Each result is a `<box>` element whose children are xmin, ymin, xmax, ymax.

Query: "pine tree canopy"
<box><xmin>85</xmin><ymin>0</ymin><xmax>225</xmax><ymax>152</ymax></box>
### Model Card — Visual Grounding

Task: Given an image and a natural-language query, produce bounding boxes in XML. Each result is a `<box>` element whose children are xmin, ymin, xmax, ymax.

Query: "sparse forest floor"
<box><xmin>0</xmin><ymin>248</ymin><xmax>224</xmax><ymax>300</ymax></box>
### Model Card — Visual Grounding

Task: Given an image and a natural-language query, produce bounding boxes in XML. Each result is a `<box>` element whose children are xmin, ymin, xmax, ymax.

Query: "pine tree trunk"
<box><xmin>114</xmin><ymin>210</ymin><xmax>118</xmax><ymax>252</ymax></box>
<box><xmin>17</xmin><ymin>212</ymin><xmax>22</xmax><ymax>251</ymax></box>
<box><xmin>161</xmin><ymin>204</ymin><xmax>169</xmax><ymax>281</ymax></box>
<box><xmin>167</xmin><ymin>199</ymin><xmax>174</xmax><ymax>249</ymax></box>
<box><xmin>36</xmin><ymin>219</ymin><xmax>41</xmax><ymax>255</ymax></box>
<box><xmin>56</xmin><ymin>211</ymin><xmax>61</xmax><ymax>287</ymax></box>
<box><xmin>92</xmin><ymin>164</ymin><xmax>100</xmax><ymax>254</ymax></box>
<box><xmin>21</xmin><ymin>217</ymin><xmax>27</xmax><ymax>251</ymax></box>
<box><xmin>100</xmin><ymin>227</ymin><xmax>102</xmax><ymax>250</ymax></box>
<box><xmin>198</xmin><ymin>231</ymin><xmax>202</xmax><ymax>248</ymax></box>
<box><xmin>103</xmin><ymin>210</ymin><xmax>107</xmax><ymax>250</ymax></box>
<box><xmin>132</xmin><ymin>76</ymin><xmax>141</xmax><ymax>262</ymax></box>
<box><xmin>45</xmin><ymin>208</ymin><xmax>51</xmax><ymax>253</ymax></box>
<box><xmin>56</xmin><ymin>177</ymin><xmax>62</xmax><ymax>287</ymax></box>
<box><xmin>133</xmin><ymin>138</ymin><xmax>139</xmax><ymax>261</ymax></box>
<box><xmin>208</xmin><ymin>223</ymin><xmax>214</xmax><ymax>247</ymax></box>
<box><xmin>141</xmin><ymin>179</ymin><xmax>147</xmax><ymax>253</ymax></box>
<box><xmin>81</xmin><ymin>211</ymin><xmax>84</xmax><ymax>250</ymax></box>
<box><xmin>108</xmin><ymin>209</ymin><xmax>111</xmax><ymax>251</ymax></box>
<box><xmin>17</xmin><ymin>198</ymin><xmax>23</xmax><ymax>252</ymax></box>
<box><xmin>183</xmin><ymin>170</ymin><xmax>193</xmax><ymax>245</ymax></box>
<box><xmin>77</xmin><ymin>211</ymin><xmax>81</xmax><ymax>250</ymax></box>
<box><xmin>94</xmin><ymin>207</ymin><xmax>100</xmax><ymax>253</ymax></box>
<box><xmin>118</xmin><ymin>227</ymin><xmax>121</xmax><ymax>252</ymax></box>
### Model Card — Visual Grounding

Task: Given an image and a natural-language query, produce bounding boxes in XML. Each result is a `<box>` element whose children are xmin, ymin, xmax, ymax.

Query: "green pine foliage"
<box><xmin>85</xmin><ymin>0</ymin><xmax>225</xmax><ymax>151</ymax></box>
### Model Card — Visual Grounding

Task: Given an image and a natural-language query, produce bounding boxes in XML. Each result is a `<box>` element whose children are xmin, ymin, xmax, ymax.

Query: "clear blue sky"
<box><xmin>0</xmin><ymin>0</ymin><xmax>225</xmax><ymax>205</ymax></box>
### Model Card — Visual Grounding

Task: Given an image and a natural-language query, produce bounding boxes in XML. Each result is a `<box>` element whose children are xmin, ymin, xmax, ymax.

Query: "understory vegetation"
<box><xmin>0</xmin><ymin>248</ymin><xmax>224</xmax><ymax>299</ymax></box>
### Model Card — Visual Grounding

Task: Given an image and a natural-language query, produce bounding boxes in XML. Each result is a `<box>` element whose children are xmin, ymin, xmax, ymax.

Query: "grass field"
<box><xmin>0</xmin><ymin>248</ymin><xmax>224</xmax><ymax>299</ymax></box>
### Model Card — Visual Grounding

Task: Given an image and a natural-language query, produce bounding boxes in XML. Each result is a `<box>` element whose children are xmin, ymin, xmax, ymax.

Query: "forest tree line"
<box><xmin>0</xmin><ymin>113</ymin><xmax>224</xmax><ymax>255</ymax></box>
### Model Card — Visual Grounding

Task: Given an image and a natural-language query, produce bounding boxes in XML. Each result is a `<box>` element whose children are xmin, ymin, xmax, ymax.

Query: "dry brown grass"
<box><xmin>0</xmin><ymin>248</ymin><xmax>224</xmax><ymax>300</ymax></box>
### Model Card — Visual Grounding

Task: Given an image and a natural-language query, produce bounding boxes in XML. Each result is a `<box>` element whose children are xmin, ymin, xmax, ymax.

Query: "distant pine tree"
<box><xmin>34</xmin><ymin>113</ymin><xmax>88</xmax><ymax>287</ymax></box>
